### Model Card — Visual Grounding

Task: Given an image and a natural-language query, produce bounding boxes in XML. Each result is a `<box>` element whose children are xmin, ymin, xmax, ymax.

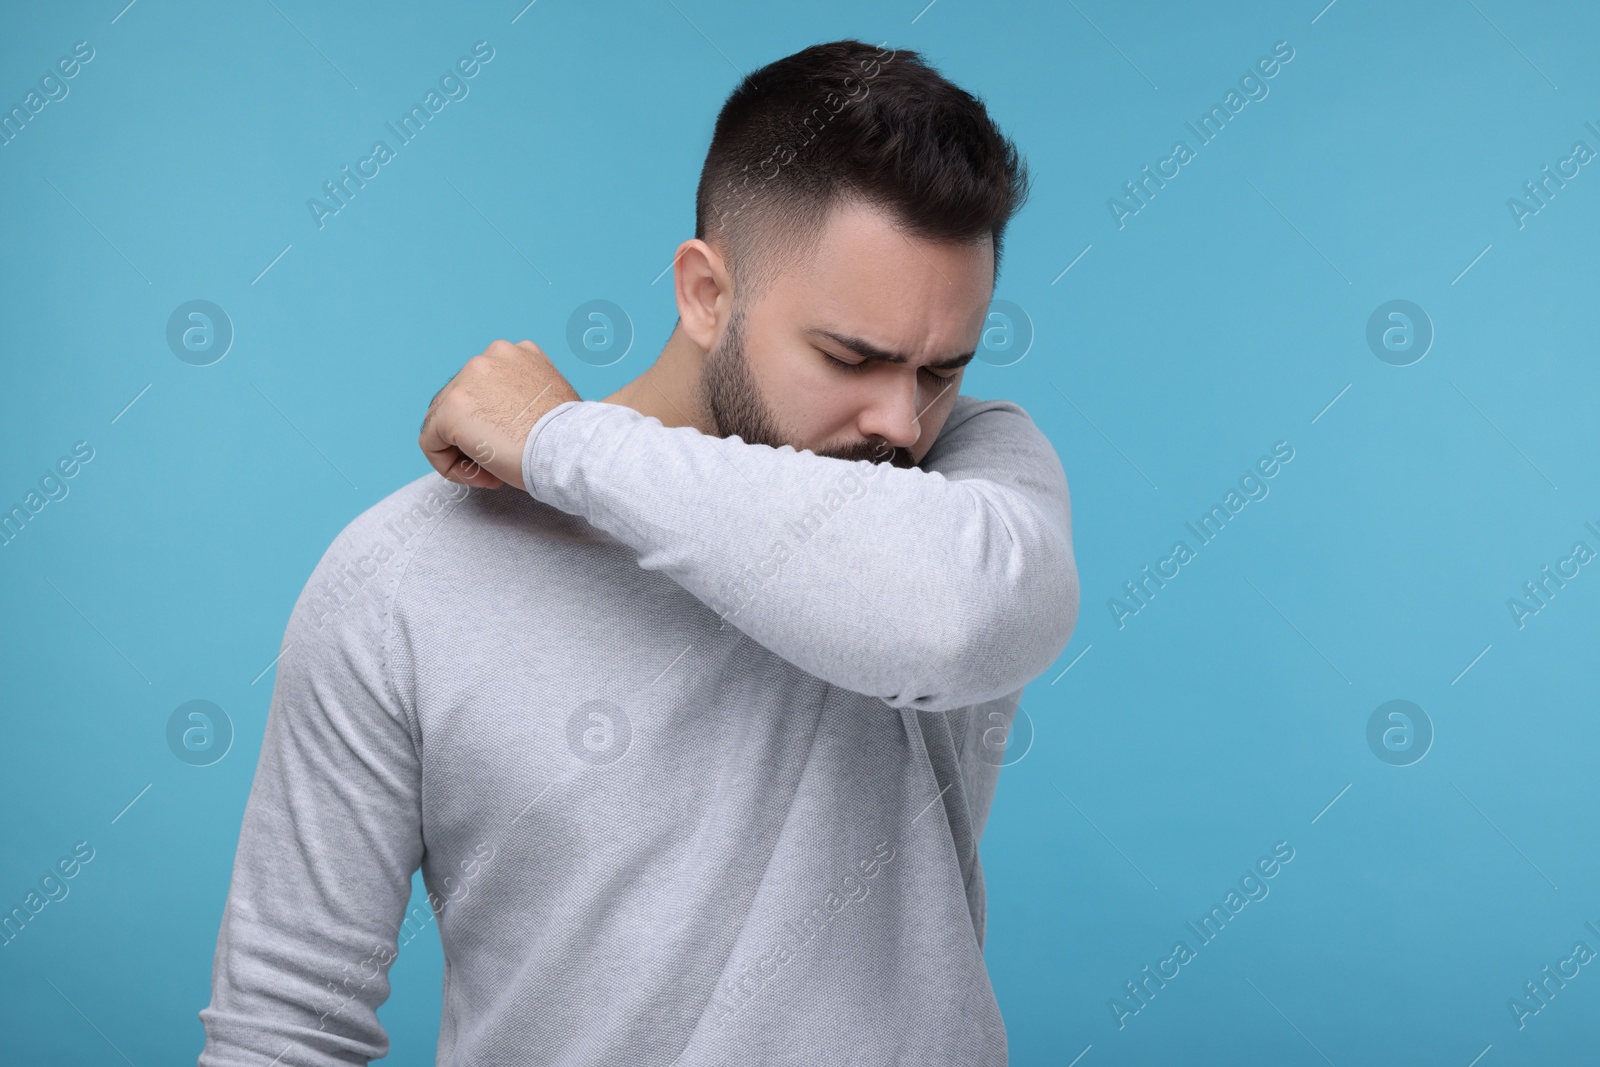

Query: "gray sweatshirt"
<box><xmin>197</xmin><ymin>393</ymin><xmax>1079</xmax><ymax>1066</ymax></box>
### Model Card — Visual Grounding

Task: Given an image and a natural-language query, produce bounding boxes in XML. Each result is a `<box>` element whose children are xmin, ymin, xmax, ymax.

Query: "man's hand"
<box><xmin>419</xmin><ymin>340</ymin><xmax>581</xmax><ymax>491</ymax></box>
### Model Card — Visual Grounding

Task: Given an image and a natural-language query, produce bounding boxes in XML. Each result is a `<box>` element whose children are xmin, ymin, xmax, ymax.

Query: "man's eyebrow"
<box><xmin>806</xmin><ymin>328</ymin><xmax>976</xmax><ymax>371</ymax></box>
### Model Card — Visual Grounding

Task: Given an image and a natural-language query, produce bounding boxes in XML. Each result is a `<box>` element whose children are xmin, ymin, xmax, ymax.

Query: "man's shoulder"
<box><xmin>287</xmin><ymin>472</ymin><xmax>478</xmax><ymax>641</ymax></box>
<box><xmin>323</xmin><ymin>471</ymin><xmax>478</xmax><ymax>577</ymax></box>
<box><xmin>942</xmin><ymin>391</ymin><xmax>1035</xmax><ymax>433</ymax></box>
<box><xmin>314</xmin><ymin>469</ymin><xmax>584</xmax><ymax>568</ymax></box>
<box><xmin>292</xmin><ymin>471</ymin><xmax>607</xmax><ymax>633</ymax></box>
<box><xmin>925</xmin><ymin>392</ymin><xmax>1054</xmax><ymax>467</ymax></box>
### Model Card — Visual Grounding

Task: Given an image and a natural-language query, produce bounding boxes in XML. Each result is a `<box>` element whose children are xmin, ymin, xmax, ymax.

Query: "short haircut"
<box><xmin>694</xmin><ymin>39</ymin><xmax>1031</xmax><ymax>305</ymax></box>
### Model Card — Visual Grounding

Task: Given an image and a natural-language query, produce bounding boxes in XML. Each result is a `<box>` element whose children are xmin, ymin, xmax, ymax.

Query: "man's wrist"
<box><xmin>520</xmin><ymin>399</ymin><xmax>589</xmax><ymax>499</ymax></box>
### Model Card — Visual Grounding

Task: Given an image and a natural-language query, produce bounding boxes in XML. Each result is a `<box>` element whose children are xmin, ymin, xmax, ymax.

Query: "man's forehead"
<box><xmin>743</xmin><ymin>200</ymin><xmax>994</xmax><ymax>350</ymax></box>
<box><xmin>803</xmin><ymin>200</ymin><xmax>992</xmax><ymax>270</ymax></box>
<box><xmin>795</xmin><ymin>202</ymin><xmax>990</xmax><ymax>300</ymax></box>
<box><xmin>785</xmin><ymin>273</ymin><xmax>993</xmax><ymax>357</ymax></box>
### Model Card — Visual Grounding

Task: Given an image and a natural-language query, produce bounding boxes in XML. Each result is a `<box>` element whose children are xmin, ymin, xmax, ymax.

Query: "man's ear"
<box><xmin>672</xmin><ymin>238</ymin><xmax>733</xmax><ymax>352</ymax></box>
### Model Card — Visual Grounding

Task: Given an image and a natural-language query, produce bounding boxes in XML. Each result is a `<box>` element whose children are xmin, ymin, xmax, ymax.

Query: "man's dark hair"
<box><xmin>694</xmin><ymin>39</ymin><xmax>1030</xmax><ymax>305</ymax></box>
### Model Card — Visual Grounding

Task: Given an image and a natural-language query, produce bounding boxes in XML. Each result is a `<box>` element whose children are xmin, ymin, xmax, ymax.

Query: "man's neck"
<box><xmin>601</xmin><ymin>323</ymin><xmax>715</xmax><ymax>434</ymax></box>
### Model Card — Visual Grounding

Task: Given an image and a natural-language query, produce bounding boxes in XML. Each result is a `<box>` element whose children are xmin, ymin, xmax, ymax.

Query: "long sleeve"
<box><xmin>198</xmin><ymin>516</ymin><xmax>426</xmax><ymax>1065</ymax></box>
<box><xmin>521</xmin><ymin>394</ymin><xmax>1079</xmax><ymax>713</ymax></box>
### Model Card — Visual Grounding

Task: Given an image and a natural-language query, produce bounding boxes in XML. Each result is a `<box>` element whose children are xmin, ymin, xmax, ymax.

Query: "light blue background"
<box><xmin>2</xmin><ymin>0</ymin><xmax>1596</xmax><ymax>1063</ymax></box>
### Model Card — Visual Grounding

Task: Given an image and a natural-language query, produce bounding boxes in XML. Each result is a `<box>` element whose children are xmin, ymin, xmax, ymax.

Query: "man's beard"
<box><xmin>700</xmin><ymin>304</ymin><xmax>914</xmax><ymax>468</ymax></box>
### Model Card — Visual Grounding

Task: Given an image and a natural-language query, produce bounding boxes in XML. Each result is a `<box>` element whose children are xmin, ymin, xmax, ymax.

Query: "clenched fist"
<box><xmin>418</xmin><ymin>339</ymin><xmax>582</xmax><ymax>491</ymax></box>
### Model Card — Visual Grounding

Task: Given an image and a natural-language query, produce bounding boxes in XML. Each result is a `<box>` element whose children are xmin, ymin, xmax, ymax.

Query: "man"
<box><xmin>199</xmin><ymin>39</ymin><xmax>1078</xmax><ymax>1066</ymax></box>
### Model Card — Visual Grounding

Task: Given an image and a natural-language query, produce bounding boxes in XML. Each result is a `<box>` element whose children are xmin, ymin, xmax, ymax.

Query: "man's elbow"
<box><xmin>940</xmin><ymin>543</ymin><xmax>1081</xmax><ymax>710</ymax></box>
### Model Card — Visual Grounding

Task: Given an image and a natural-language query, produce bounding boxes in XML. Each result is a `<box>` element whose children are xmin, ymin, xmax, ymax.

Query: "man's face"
<box><xmin>700</xmin><ymin>199</ymin><xmax>994</xmax><ymax>468</ymax></box>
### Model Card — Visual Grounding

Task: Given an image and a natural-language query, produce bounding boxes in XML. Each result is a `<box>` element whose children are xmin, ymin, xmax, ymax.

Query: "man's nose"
<box><xmin>857</xmin><ymin>372</ymin><xmax>924</xmax><ymax>452</ymax></box>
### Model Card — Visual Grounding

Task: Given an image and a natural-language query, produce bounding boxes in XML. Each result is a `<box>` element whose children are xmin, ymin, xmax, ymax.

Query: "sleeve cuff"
<box><xmin>521</xmin><ymin>399</ymin><xmax>588</xmax><ymax>499</ymax></box>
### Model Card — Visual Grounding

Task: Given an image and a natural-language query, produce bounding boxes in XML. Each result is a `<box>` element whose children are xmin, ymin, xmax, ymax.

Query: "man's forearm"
<box><xmin>521</xmin><ymin>397</ymin><xmax>1080</xmax><ymax>712</ymax></box>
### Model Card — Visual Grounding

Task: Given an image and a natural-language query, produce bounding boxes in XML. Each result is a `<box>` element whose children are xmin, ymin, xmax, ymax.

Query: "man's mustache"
<box><xmin>820</xmin><ymin>440</ymin><xmax>915</xmax><ymax>467</ymax></box>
